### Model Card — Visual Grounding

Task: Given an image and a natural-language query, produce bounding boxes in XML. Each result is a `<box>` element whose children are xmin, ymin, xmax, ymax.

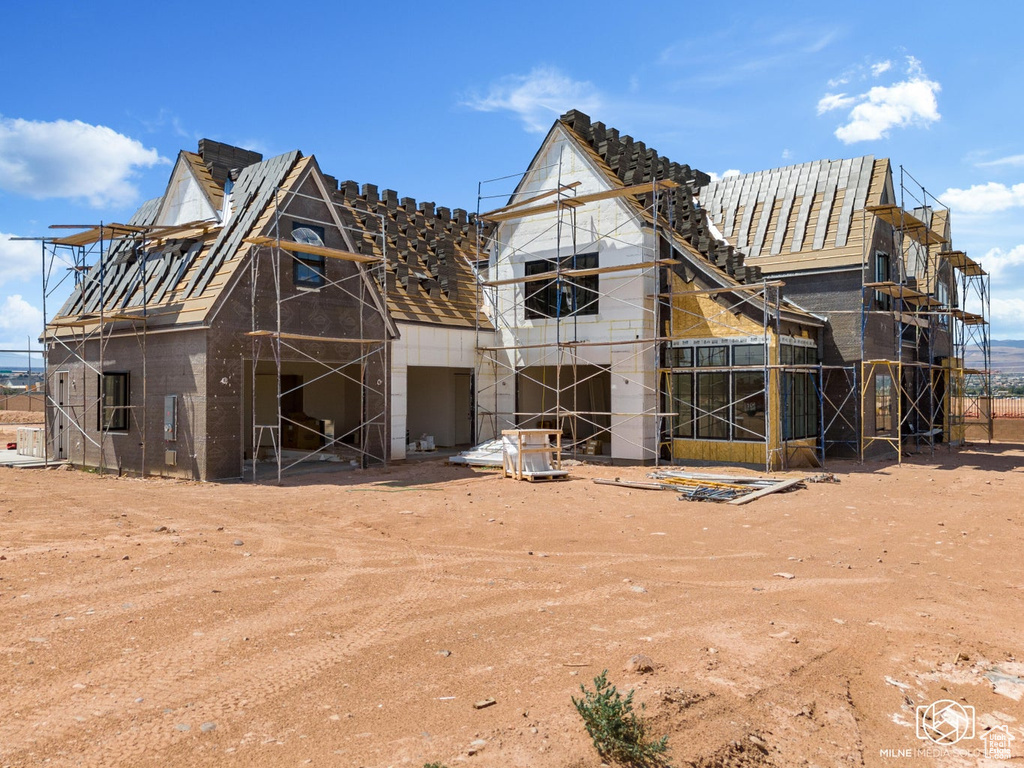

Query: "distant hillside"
<box><xmin>0</xmin><ymin>352</ymin><xmax>43</xmax><ymax>371</ymax></box>
<box><xmin>967</xmin><ymin>340</ymin><xmax>1024</xmax><ymax>373</ymax></box>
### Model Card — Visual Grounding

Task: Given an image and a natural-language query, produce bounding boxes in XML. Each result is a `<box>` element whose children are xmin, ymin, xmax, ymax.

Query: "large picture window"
<box><xmin>664</xmin><ymin>340</ymin><xmax>818</xmax><ymax>443</ymax></box>
<box><xmin>524</xmin><ymin>252</ymin><xmax>598</xmax><ymax>319</ymax></box>
<box><xmin>98</xmin><ymin>372</ymin><xmax>129</xmax><ymax>431</ymax></box>
<box><xmin>292</xmin><ymin>222</ymin><xmax>326</xmax><ymax>289</ymax></box>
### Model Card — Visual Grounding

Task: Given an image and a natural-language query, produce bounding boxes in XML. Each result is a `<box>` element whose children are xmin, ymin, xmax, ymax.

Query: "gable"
<box><xmin>154</xmin><ymin>152</ymin><xmax>220</xmax><ymax>227</ymax></box>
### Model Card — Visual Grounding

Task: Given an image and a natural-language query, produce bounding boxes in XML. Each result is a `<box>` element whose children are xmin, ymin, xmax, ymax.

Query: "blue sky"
<box><xmin>2</xmin><ymin>0</ymin><xmax>1022</xmax><ymax>359</ymax></box>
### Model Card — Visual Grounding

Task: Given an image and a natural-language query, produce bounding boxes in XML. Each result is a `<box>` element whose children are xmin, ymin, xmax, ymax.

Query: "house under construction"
<box><xmin>472</xmin><ymin>110</ymin><xmax>990</xmax><ymax>468</ymax></box>
<box><xmin>35</xmin><ymin>114</ymin><xmax>990</xmax><ymax>479</ymax></box>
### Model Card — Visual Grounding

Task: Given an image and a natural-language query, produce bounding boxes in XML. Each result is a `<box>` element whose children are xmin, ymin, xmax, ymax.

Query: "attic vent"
<box><xmin>292</xmin><ymin>227</ymin><xmax>324</xmax><ymax>247</ymax></box>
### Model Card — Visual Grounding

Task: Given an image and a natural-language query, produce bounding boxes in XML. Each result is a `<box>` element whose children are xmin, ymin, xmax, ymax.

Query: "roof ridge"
<box><xmin>557</xmin><ymin>109</ymin><xmax>762</xmax><ymax>286</ymax></box>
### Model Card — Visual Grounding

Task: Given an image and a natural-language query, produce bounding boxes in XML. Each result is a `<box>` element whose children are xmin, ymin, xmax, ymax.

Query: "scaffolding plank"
<box><xmin>49</xmin><ymin>223</ymin><xmax>147</xmax><ymax>247</ymax></box>
<box><xmin>244</xmin><ymin>236</ymin><xmax>379</xmax><ymax>264</ymax></box>
<box><xmin>866</xmin><ymin>204</ymin><xmax>946</xmax><ymax>245</ymax></box>
<box><xmin>480</xmin><ymin>182</ymin><xmax>582</xmax><ymax>218</ymax></box>
<box><xmin>482</xmin><ymin>179</ymin><xmax>679</xmax><ymax>222</ymax></box>
<box><xmin>482</xmin><ymin>259</ymin><xmax>679</xmax><ymax>287</ymax></box>
<box><xmin>937</xmin><ymin>250</ymin><xmax>987</xmax><ymax>276</ymax></box>
<box><xmin>246</xmin><ymin>330</ymin><xmax>381</xmax><ymax>344</ymax></box>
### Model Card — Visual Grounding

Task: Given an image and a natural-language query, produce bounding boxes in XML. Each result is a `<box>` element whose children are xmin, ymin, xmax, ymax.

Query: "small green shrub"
<box><xmin>423</xmin><ymin>763</ymin><xmax>449</xmax><ymax>768</ymax></box>
<box><xmin>572</xmin><ymin>670</ymin><xmax>670</xmax><ymax>767</ymax></box>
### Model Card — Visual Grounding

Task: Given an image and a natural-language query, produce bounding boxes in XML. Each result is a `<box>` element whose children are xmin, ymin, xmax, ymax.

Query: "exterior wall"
<box><xmin>390</xmin><ymin>323</ymin><xmax>485</xmax><ymax>459</ymax></box>
<box><xmin>488</xmin><ymin>125</ymin><xmax>658</xmax><ymax>460</ymax></box>
<box><xmin>45</xmin><ymin>328</ymin><xmax>207</xmax><ymax>478</ymax></box>
<box><xmin>205</xmin><ymin>170</ymin><xmax>390</xmax><ymax>478</ymax></box>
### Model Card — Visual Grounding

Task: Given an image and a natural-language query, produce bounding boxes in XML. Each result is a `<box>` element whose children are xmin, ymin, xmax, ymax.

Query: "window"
<box><xmin>666</xmin><ymin>372</ymin><xmax>693</xmax><ymax>437</ymax></box>
<box><xmin>664</xmin><ymin>346</ymin><xmax>693</xmax><ymax>368</ymax></box>
<box><xmin>696</xmin><ymin>372</ymin><xmax>730</xmax><ymax>438</ymax></box>
<box><xmin>664</xmin><ymin>341</ymin><xmax>818</xmax><ymax>443</ymax></box>
<box><xmin>292</xmin><ymin>222</ymin><xmax>326</xmax><ymax>288</ymax></box>
<box><xmin>524</xmin><ymin>252</ymin><xmax>598</xmax><ymax>319</ymax></box>
<box><xmin>875</xmin><ymin>373</ymin><xmax>893</xmax><ymax>434</ymax></box>
<box><xmin>782</xmin><ymin>371</ymin><xmax>819</xmax><ymax>440</ymax></box>
<box><xmin>875</xmin><ymin>251</ymin><xmax>891</xmax><ymax>310</ymax></box>
<box><xmin>696</xmin><ymin>346</ymin><xmax>728</xmax><ymax>367</ymax></box>
<box><xmin>732</xmin><ymin>344</ymin><xmax>765</xmax><ymax>366</ymax></box>
<box><xmin>733</xmin><ymin>371</ymin><xmax>766</xmax><ymax>440</ymax></box>
<box><xmin>98</xmin><ymin>372</ymin><xmax>129</xmax><ymax>431</ymax></box>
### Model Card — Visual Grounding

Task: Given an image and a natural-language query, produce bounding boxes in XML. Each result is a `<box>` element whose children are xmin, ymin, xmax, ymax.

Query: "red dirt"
<box><xmin>1</xmin><ymin>442</ymin><xmax>1022</xmax><ymax>767</ymax></box>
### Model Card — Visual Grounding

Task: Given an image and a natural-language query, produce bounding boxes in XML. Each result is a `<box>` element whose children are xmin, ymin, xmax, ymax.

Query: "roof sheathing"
<box><xmin>557</xmin><ymin>111</ymin><xmax>765</xmax><ymax>286</ymax></box>
<box><xmin>555</xmin><ymin>112</ymin><xmax>818</xmax><ymax>327</ymax></box>
<box><xmin>700</xmin><ymin>157</ymin><xmax>892</xmax><ymax>273</ymax></box>
<box><xmin>331</xmin><ymin>180</ymin><xmax>493</xmax><ymax>330</ymax></box>
<box><xmin>186</xmin><ymin>150</ymin><xmax>301</xmax><ymax>298</ymax></box>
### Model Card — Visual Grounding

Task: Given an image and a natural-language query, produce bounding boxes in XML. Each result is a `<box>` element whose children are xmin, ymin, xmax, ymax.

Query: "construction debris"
<box><xmin>448</xmin><ymin>439</ymin><xmax>504</xmax><ymax>467</ymax></box>
<box><xmin>591</xmin><ymin>469</ymin><xmax>832</xmax><ymax>504</ymax></box>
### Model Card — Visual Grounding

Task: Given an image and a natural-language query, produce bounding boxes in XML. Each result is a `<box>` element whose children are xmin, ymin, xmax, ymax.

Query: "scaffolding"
<box><xmin>31</xmin><ymin>222</ymin><xmax>166</xmax><ymax>474</ymax></box>
<box><xmin>243</xmin><ymin>181</ymin><xmax>390</xmax><ymax>484</ymax></box>
<box><xmin>860</xmin><ymin>165</ymin><xmax>990</xmax><ymax>461</ymax></box>
<box><xmin>471</xmin><ymin>151</ymin><xmax>837</xmax><ymax>472</ymax></box>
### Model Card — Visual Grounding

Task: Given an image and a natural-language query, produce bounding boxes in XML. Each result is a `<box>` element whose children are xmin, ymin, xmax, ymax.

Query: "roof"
<box><xmin>553</xmin><ymin>111</ymin><xmax>820</xmax><ymax>327</ymax></box>
<box><xmin>330</xmin><ymin>182</ymin><xmax>493</xmax><ymax>330</ymax></box>
<box><xmin>699</xmin><ymin>156</ymin><xmax>893</xmax><ymax>272</ymax></box>
<box><xmin>52</xmin><ymin>150</ymin><xmax>301</xmax><ymax>333</ymax></box>
<box><xmin>48</xmin><ymin>141</ymin><xmax>489</xmax><ymax>335</ymax></box>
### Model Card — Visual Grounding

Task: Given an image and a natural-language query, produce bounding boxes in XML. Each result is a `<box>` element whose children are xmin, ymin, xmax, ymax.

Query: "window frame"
<box><xmin>523</xmin><ymin>251</ymin><xmax>599</xmax><ymax>319</ymax></box>
<box><xmin>98</xmin><ymin>372</ymin><xmax>130</xmax><ymax>432</ymax></box>
<box><xmin>291</xmin><ymin>222</ymin><xmax>327</xmax><ymax>289</ymax></box>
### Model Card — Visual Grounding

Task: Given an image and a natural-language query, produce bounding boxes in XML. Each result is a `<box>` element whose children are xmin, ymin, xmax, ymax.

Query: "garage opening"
<box><xmin>516</xmin><ymin>364</ymin><xmax>611</xmax><ymax>454</ymax></box>
<box><xmin>249</xmin><ymin>360</ymin><xmax>362</xmax><ymax>459</ymax></box>
<box><xmin>406</xmin><ymin>367</ymin><xmax>473</xmax><ymax>449</ymax></box>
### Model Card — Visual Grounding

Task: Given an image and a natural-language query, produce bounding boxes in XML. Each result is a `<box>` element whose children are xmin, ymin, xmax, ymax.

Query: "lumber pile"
<box><xmin>593</xmin><ymin>470</ymin><xmax>836</xmax><ymax>504</ymax></box>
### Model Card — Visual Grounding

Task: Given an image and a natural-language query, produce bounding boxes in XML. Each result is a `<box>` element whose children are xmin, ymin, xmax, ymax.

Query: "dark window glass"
<box><xmin>292</xmin><ymin>222</ymin><xmax>326</xmax><ymax>288</ymax></box>
<box><xmin>876</xmin><ymin>373</ymin><xmax>893</xmax><ymax>433</ymax></box>
<box><xmin>667</xmin><ymin>372</ymin><xmax>693</xmax><ymax>438</ymax></box>
<box><xmin>696</xmin><ymin>346</ymin><xmax>728</xmax><ymax>367</ymax></box>
<box><xmin>524</xmin><ymin>252</ymin><xmax>598</xmax><ymax>319</ymax></box>
<box><xmin>98</xmin><ymin>372</ymin><xmax>129</xmax><ymax>431</ymax></box>
<box><xmin>664</xmin><ymin>347</ymin><xmax>692</xmax><ymax>368</ymax></box>
<box><xmin>697</xmin><ymin>372</ymin><xmax>729</xmax><ymax>438</ymax></box>
<box><xmin>875</xmin><ymin>252</ymin><xmax>891</xmax><ymax>310</ymax></box>
<box><xmin>733</xmin><ymin>372</ymin><xmax>766</xmax><ymax>440</ymax></box>
<box><xmin>733</xmin><ymin>344</ymin><xmax>765</xmax><ymax>366</ymax></box>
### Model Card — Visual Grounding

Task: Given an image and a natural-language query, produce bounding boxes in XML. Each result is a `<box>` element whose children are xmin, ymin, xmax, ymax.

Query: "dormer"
<box><xmin>153</xmin><ymin>151</ymin><xmax>223</xmax><ymax>227</ymax></box>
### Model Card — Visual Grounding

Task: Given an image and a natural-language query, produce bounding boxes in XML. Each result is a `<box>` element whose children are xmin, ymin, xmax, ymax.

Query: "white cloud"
<box><xmin>990</xmin><ymin>296</ymin><xmax>1024</xmax><ymax>338</ymax></box>
<box><xmin>976</xmin><ymin>154</ymin><xmax>1024</xmax><ymax>168</ymax></box>
<box><xmin>0</xmin><ymin>116</ymin><xmax>167</xmax><ymax>207</ymax></box>
<box><xmin>942</xmin><ymin>183</ymin><xmax>1024</xmax><ymax>214</ymax></box>
<box><xmin>781</xmin><ymin>149</ymin><xmax>792</xmax><ymax>160</ymax></box>
<box><xmin>707</xmin><ymin>169</ymin><xmax>742</xmax><ymax>183</ymax></box>
<box><xmin>463</xmin><ymin>67</ymin><xmax>603</xmax><ymax>133</ymax></box>
<box><xmin>817</xmin><ymin>93</ymin><xmax>857</xmax><ymax>114</ymax></box>
<box><xmin>0</xmin><ymin>295</ymin><xmax>44</xmax><ymax>347</ymax></box>
<box><xmin>822</xmin><ymin>56</ymin><xmax>941</xmax><ymax>144</ymax></box>
<box><xmin>980</xmin><ymin>244</ymin><xmax>1024</xmax><ymax>281</ymax></box>
<box><xmin>870</xmin><ymin>60</ymin><xmax>892</xmax><ymax>77</ymax></box>
<box><xmin>0</xmin><ymin>233</ymin><xmax>43</xmax><ymax>287</ymax></box>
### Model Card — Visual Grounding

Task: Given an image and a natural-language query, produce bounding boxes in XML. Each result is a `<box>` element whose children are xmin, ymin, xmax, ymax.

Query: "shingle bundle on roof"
<box><xmin>558</xmin><ymin>110</ymin><xmax>762</xmax><ymax>284</ymax></box>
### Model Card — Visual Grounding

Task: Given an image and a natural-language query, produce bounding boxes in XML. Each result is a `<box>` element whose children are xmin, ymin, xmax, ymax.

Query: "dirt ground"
<box><xmin>0</xmin><ymin>409</ymin><xmax>44</xmax><ymax>446</ymax></box>
<box><xmin>1</xmin><ymin>441</ymin><xmax>1022</xmax><ymax>768</ymax></box>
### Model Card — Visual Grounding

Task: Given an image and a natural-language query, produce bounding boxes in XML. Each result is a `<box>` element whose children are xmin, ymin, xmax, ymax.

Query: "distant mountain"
<box><xmin>967</xmin><ymin>340</ymin><xmax>1024</xmax><ymax>373</ymax></box>
<box><xmin>0</xmin><ymin>352</ymin><xmax>43</xmax><ymax>371</ymax></box>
